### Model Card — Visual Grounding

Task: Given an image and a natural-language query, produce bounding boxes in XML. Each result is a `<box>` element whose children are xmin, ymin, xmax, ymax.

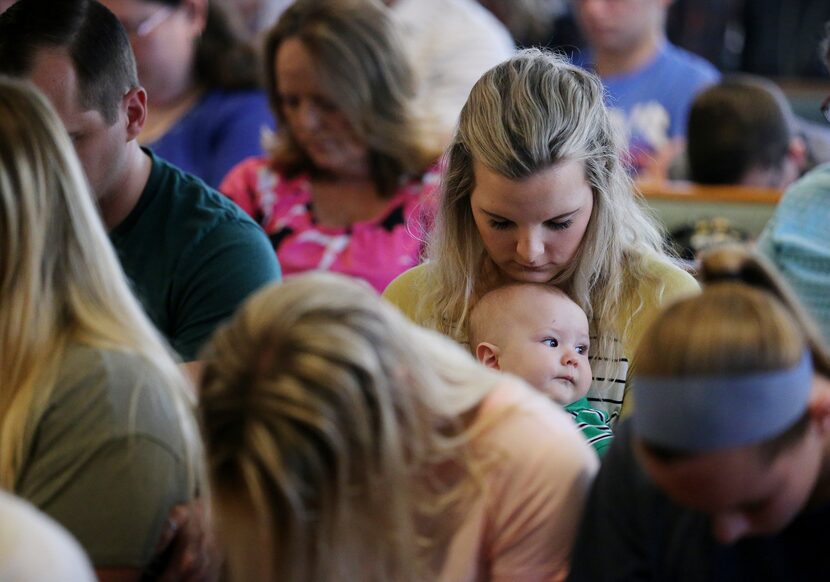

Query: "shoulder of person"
<box><xmin>157</xmin><ymin>159</ymin><xmax>275</xmax><ymax>238</ymax></box>
<box><xmin>219</xmin><ymin>155</ymin><xmax>286</xmax><ymax>195</ymax></box>
<box><xmin>628</xmin><ymin>250</ymin><xmax>699</xmax><ymax>300</ymax></box>
<box><xmin>382</xmin><ymin>263</ymin><xmax>432</xmax><ymax>320</ymax></box>
<box><xmin>206</xmin><ymin>88</ymin><xmax>269</xmax><ymax>110</ymax></box>
<box><xmin>663</xmin><ymin>42</ymin><xmax>720</xmax><ymax>83</ymax></box>
<box><xmin>53</xmin><ymin>345</ymin><xmax>182</xmax><ymax>428</ymax></box>
<box><xmin>780</xmin><ymin>163</ymin><xmax>830</xmax><ymax>206</ymax></box>
<box><xmin>477</xmin><ymin>378</ymin><xmax>598</xmax><ymax>468</ymax></box>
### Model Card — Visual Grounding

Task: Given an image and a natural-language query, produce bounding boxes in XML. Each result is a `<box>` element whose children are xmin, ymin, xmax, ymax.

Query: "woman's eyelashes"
<box><xmin>545</xmin><ymin>218</ymin><xmax>573</xmax><ymax>231</ymax></box>
<box><xmin>279</xmin><ymin>94</ymin><xmax>338</xmax><ymax>114</ymax></box>
<box><xmin>486</xmin><ymin>218</ymin><xmax>574</xmax><ymax>231</ymax></box>
<box><xmin>489</xmin><ymin>218</ymin><xmax>511</xmax><ymax>230</ymax></box>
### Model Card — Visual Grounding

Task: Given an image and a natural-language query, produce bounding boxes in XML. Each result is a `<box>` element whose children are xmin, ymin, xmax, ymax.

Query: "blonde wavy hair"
<box><xmin>199</xmin><ymin>273</ymin><xmax>500</xmax><ymax>582</ymax></box>
<box><xmin>263</xmin><ymin>0</ymin><xmax>438</xmax><ymax>196</ymax></box>
<box><xmin>637</xmin><ymin>245</ymin><xmax>830</xmax><ymax>378</ymax></box>
<box><xmin>636</xmin><ymin>245</ymin><xmax>830</xmax><ymax>456</ymax></box>
<box><xmin>0</xmin><ymin>77</ymin><xmax>202</xmax><ymax>491</ymax></box>
<box><xmin>422</xmin><ymin>49</ymin><xmax>669</xmax><ymax>366</ymax></box>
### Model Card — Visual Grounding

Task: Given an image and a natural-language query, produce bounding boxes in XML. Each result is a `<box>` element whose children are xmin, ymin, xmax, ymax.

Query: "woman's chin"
<box><xmin>501</xmin><ymin>264</ymin><xmax>559</xmax><ymax>283</ymax></box>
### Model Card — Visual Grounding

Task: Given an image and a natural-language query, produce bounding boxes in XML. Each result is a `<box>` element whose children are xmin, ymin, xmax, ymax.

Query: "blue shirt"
<box><xmin>758</xmin><ymin>163</ymin><xmax>830</xmax><ymax>345</ymax></box>
<box><xmin>148</xmin><ymin>89</ymin><xmax>275</xmax><ymax>188</ymax></box>
<box><xmin>578</xmin><ymin>42</ymin><xmax>719</xmax><ymax>173</ymax></box>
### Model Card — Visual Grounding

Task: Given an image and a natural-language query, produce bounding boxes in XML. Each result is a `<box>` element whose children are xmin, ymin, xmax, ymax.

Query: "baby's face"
<box><xmin>496</xmin><ymin>289</ymin><xmax>592</xmax><ymax>405</ymax></box>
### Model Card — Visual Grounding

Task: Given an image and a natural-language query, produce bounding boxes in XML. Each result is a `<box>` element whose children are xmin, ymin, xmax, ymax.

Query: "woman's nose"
<box><xmin>296</xmin><ymin>100</ymin><xmax>322</xmax><ymax>131</ymax></box>
<box><xmin>515</xmin><ymin>229</ymin><xmax>544</xmax><ymax>264</ymax></box>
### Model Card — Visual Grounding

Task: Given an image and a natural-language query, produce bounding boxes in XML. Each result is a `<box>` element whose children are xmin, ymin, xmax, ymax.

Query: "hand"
<box><xmin>143</xmin><ymin>500</ymin><xmax>220</xmax><ymax>582</ymax></box>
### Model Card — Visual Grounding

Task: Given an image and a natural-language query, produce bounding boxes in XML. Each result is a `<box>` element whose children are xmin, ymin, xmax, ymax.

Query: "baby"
<box><xmin>469</xmin><ymin>283</ymin><xmax>613</xmax><ymax>457</ymax></box>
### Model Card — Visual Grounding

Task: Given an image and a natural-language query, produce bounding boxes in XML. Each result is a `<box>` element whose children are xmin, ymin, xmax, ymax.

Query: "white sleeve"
<box><xmin>0</xmin><ymin>491</ymin><xmax>96</xmax><ymax>582</ymax></box>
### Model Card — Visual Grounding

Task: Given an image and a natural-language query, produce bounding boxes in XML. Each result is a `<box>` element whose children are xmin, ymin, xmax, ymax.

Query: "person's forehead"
<box><xmin>526</xmin><ymin>290</ymin><xmax>588</xmax><ymax>334</ymax></box>
<box><xmin>638</xmin><ymin>442</ymin><xmax>771</xmax><ymax>510</ymax></box>
<box><xmin>27</xmin><ymin>48</ymin><xmax>90</xmax><ymax>127</ymax></box>
<box><xmin>276</xmin><ymin>38</ymin><xmax>317</xmax><ymax>82</ymax></box>
<box><xmin>471</xmin><ymin>159</ymin><xmax>590</xmax><ymax>213</ymax></box>
<box><xmin>501</xmin><ymin>286</ymin><xmax>585</xmax><ymax>331</ymax></box>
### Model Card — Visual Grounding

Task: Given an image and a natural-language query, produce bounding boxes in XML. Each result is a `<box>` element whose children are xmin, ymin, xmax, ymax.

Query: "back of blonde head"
<box><xmin>199</xmin><ymin>273</ymin><xmax>498</xmax><ymax>582</ymax></box>
<box><xmin>423</xmin><ymin>49</ymin><xmax>666</xmax><ymax>361</ymax></box>
<box><xmin>0</xmin><ymin>77</ymin><xmax>201</xmax><ymax>491</ymax></box>
<box><xmin>636</xmin><ymin>245</ymin><xmax>830</xmax><ymax>379</ymax></box>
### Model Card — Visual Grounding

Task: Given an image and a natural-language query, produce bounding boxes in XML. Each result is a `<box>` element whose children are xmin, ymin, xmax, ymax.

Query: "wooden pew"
<box><xmin>635</xmin><ymin>180</ymin><xmax>784</xmax><ymax>237</ymax></box>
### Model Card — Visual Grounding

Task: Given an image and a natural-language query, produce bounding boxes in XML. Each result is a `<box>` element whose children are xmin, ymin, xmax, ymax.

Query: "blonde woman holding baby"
<box><xmin>385</xmin><ymin>49</ymin><xmax>698</xmax><ymax>420</ymax></box>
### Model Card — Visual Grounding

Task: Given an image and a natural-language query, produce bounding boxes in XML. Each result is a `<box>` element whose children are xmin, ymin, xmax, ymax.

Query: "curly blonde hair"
<box><xmin>200</xmin><ymin>272</ymin><xmax>500</xmax><ymax>582</ymax></box>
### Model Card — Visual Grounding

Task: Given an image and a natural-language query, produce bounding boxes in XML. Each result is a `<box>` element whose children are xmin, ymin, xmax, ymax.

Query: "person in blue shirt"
<box><xmin>572</xmin><ymin>0</ymin><xmax>719</xmax><ymax>178</ymax></box>
<box><xmin>757</xmin><ymin>36</ymin><xmax>830</xmax><ymax>346</ymax></box>
<box><xmin>102</xmin><ymin>0</ymin><xmax>276</xmax><ymax>188</ymax></box>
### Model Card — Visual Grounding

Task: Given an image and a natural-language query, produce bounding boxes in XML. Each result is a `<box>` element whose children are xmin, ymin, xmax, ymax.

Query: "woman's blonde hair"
<box><xmin>263</xmin><ymin>0</ymin><xmax>438</xmax><ymax>196</ymax></box>
<box><xmin>636</xmin><ymin>245</ymin><xmax>830</xmax><ymax>457</ymax></box>
<box><xmin>422</xmin><ymin>49</ymin><xmax>668</xmax><ymax>361</ymax></box>
<box><xmin>0</xmin><ymin>77</ymin><xmax>202</xmax><ymax>491</ymax></box>
<box><xmin>199</xmin><ymin>273</ymin><xmax>500</xmax><ymax>582</ymax></box>
<box><xmin>637</xmin><ymin>245</ymin><xmax>830</xmax><ymax>378</ymax></box>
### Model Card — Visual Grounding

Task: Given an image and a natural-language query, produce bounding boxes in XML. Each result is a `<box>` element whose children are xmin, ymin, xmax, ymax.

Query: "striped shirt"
<box><xmin>565</xmin><ymin>397</ymin><xmax>615</xmax><ymax>458</ymax></box>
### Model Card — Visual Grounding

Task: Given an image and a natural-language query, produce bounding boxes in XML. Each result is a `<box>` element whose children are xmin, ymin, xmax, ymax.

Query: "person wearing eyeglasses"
<box><xmin>0</xmin><ymin>0</ymin><xmax>281</xmax><ymax>368</ymax></box>
<box><xmin>101</xmin><ymin>0</ymin><xmax>276</xmax><ymax>188</ymax></box>
<box><xmin>757</xmin><ymin>27</ymin><xmax>830</xmax><ymax>346</ymax></box>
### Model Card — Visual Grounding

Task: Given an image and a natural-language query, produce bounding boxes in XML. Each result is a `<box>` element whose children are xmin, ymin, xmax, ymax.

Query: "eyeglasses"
<box><xmin>822</xmin><ymin>94</ymin><xmax>830</xmax><ymax>124</ymax></box>
<box><xmin>122</xmin><ymin>6</ymin><xmax>174</xmax><ymax>38</ymax></box>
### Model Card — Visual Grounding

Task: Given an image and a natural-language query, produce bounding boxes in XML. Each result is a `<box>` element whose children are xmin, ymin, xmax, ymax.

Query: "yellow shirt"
<box><xmin>383</xmin><ymin>253</ymin><xmax>700</xmax><ymax>421</ymax></box>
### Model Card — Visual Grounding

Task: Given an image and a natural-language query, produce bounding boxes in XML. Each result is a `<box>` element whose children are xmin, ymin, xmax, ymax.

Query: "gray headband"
<box><xmin>633</xmin><ymin>352</ymin><xmax>813</xmax><ymax>451</ymax></box>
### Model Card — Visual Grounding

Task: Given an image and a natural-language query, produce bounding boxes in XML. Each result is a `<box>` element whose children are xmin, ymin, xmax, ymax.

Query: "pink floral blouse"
<box><xmin>220</xmin><ymin>157</ymin><xmax>441</xmax><ymax>292</ymax></box>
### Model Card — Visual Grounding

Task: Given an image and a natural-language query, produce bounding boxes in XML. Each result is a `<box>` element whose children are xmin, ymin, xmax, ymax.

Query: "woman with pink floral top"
<box><xmin>220</xmin><ymin>0</ymin><xmax>442</xmax><ymax>292</ymax></box>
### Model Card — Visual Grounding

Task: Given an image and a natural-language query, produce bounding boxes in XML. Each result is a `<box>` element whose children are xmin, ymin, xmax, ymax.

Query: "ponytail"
<box><xmin>698</xmin><ymin>245</ymin><xmax>830</xmax><ymax>375</ymax></box>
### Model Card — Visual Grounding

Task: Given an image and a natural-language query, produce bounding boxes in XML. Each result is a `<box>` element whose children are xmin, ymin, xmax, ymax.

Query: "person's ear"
<box><xmin>475</xmin><ymin>342</ymin><xmax>501</xmax><ymax>370</ymax></box>
<box><xmin>807</xmin><ymin>382</ymin><xmax>830</xmax><ymax>435</ymax></box>
<box><xmin>182</xmin><ymin>0</ymin><xmax>208</xmax><ymax>35</ymax></box>
<box><xmin>123</xmin><ymin>86</ymin><xmax>147</xmax><ymax>141</ymax></box>
<box><xmin>787</xmin><ymin>136</ymin><xmax>808</xmax><ymax>174</ymax></box>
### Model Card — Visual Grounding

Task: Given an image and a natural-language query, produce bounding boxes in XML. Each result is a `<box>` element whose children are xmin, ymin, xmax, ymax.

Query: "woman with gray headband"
<box><xmin>568</xmin><ymin>245</ymin><xmax>830</xmax><ymax>581</ymax></box>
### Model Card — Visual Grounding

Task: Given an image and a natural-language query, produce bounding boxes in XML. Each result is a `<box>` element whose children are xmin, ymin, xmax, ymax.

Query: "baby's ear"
<box><xmin>475</xmin><ymin>342</ymin><xmax>501</xmax><ymax>370</ymax></box>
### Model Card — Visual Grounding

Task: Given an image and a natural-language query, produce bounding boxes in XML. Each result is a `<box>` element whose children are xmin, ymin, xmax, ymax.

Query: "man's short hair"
<box><xmin>0</xmin><ymin>0</ymin><xmax>138</xmax><ymax>124</ymax></box>
<box><xmin>687</xmin><ymin>77</ymin><xmax>792</xmax><ymax>185</ymax></box>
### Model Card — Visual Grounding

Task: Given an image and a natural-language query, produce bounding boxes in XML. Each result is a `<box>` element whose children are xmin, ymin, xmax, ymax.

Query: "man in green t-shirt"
<box><xmin>0</xmin><ymin>0</ymin><xmax>281</xmax><ymax>363</ymax></box>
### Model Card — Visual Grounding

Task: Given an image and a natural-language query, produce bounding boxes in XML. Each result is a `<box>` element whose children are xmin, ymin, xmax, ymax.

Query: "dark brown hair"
<box><xmin>688</xmin><ymin>77</ymin><xmax>792</xmax><ymax>185</ymax></box>
<box><xmin>151</xmin><ymin>0</ymin><xmax>261</xmax><ymax>90</ymax></box>
<box><xmin>0</xmin><ymin>0</ymin><xmax>138</xmax><ymax>124</ymax></box>
<box><xmin>262</xmin><ymin>0</ymin><xmax>435</xmax><ymax>197</ymax></box>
